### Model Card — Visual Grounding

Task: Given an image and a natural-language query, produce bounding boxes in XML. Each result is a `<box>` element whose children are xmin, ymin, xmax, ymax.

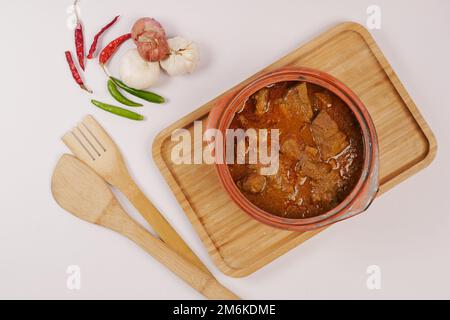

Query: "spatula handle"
<box><xmin>118</xmin><ymin>178</ymin><xmax>211</xmax><ymax>275</ymax></box>
<box><xmin>100</xmin><ymin>201</ymin><xmax>240</xmax><ymax>300</ymax></box>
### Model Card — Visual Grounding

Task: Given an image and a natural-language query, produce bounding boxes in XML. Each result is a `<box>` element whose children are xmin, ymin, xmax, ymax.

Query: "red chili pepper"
<box><xmin>87</xmin><ymin>15</ymin><xmax>120</xmax><ymax>59</ymax></box>
<box><xmin>99</xmin><ymin>33</ymin><xmax>131</xmax><ymax>65</ymax></box>
<box><xmin>65</xmin><ymin>51</ymin><xmax>92</xmax><ymax>93</ymax></box>
<box><xmin>73</xmin><ymin>1</ymin><xmax>85</xmax><ymax>70</ymax></box>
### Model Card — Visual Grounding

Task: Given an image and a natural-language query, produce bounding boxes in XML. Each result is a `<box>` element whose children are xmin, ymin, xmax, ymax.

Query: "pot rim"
<box><xmin>213</xmin><ymin>67</ymin><xmax>379</xmax><ymax>230</ymax></box>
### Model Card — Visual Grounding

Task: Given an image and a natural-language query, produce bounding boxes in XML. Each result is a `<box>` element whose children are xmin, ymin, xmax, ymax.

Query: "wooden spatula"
<box><xmin>62</xmin><ymin>115</ymin><xmax>209</xmax><ymax>274</ymax></box>
<box><xmin>51</xmin><ymin>154</ymin><xmax>239</xmax><ymax>300</ymax></box>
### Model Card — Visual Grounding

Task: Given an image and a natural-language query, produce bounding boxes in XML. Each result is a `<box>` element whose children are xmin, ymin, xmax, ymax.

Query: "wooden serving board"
<box><xmin>152</xmin><ymin>22</ymin><xmax>437</xmax><ymax>277</ymax></box>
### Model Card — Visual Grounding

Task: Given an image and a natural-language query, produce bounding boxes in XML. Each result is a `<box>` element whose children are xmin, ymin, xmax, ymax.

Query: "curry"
<box><xmin>228</xmin><ymin>81</ymin><xmax>364</xmax><ymax>218</ymax></box>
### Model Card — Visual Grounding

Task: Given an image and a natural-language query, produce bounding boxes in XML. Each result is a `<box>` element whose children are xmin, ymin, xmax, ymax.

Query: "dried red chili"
<box><xmin>87</xmin><ymin>15</ymin><xmax>120</xmax><ymax>59</ymax></box>
<box><xmin>99</xmin><ymin>33</ymin><xmax>131</xmax><ymax>65</ymax></box>
<box><xmin>73</xmin><ymin>0</ymin><xmax>85</xmax><ymax>70</ymax></box>
<box><xmin>65</xmin><ymin>51</ymin><xmax>92</xmax><ymax>93</ymax></box>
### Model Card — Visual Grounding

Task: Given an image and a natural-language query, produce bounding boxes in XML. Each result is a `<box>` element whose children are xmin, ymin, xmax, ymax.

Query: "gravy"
<box><xmin>228</xmin><ymin>81</ymin><xmax>364</xmax><ymax>218</ymax></box>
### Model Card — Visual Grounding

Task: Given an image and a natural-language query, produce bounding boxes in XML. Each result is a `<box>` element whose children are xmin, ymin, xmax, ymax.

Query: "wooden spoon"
<box><xmin>51</xmin><ymin>154</ymin><xmax>239</xmax><ymax>300</ymax></box>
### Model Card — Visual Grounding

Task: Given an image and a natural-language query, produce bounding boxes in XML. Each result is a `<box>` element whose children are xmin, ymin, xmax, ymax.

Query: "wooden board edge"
<box><xmin>223</xmin><ymin>227</ymin><xmax>328</xmax><ymax>277</ymax></box>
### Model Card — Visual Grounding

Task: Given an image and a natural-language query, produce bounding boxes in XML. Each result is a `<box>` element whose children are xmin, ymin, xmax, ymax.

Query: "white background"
<box><xmin>1</xmin><ymin>0</ymin><xmax>449</xmax><ymax>299</ymax></box>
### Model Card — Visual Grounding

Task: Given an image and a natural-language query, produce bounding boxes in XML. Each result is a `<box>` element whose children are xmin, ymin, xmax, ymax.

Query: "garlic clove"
<box><xmin>160</xmin><ymin>36</ymin><xmax>199</xmax><ymax>76</ymax></box>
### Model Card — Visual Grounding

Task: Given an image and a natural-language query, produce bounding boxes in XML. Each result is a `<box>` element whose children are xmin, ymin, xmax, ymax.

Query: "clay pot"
<box><xmin>207</xmin><ymin>67</ymin><xmax>379</xmax><ymax>231</ymax></box>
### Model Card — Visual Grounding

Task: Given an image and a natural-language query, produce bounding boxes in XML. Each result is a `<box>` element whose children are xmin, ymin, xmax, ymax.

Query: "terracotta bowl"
<box><xmin>207</xmin><ymin>67</ymin><xmax>379</xmax><ymax>231</ymax></box>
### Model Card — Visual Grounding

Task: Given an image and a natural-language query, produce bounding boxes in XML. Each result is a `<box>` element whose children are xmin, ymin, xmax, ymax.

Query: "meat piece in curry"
<box><xmin>280</xmin><ymin>82</ymin><xmax>314</xmax><ymax>124</ymax></box>
<box><xmin>254</xmin><ymin>88</ymin><xmax>269</xmax><ymax>115</ymax></box>
<box><xmin>241</xmin><ymin>173</ymin><xmax>267</xmax><ymax>194</ymax></box>
<box><xmin>228</xmin><ymin>81</ymin><xmax>364</xmax><ymax>218</ymax></box>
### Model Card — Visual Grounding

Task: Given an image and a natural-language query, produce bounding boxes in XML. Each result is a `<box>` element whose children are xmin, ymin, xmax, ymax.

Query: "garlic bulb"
<box><xmin>119</xmin><ymin>48</ymin><xmax>160</xmax><ymax>89</ymax></box>
<box><xmin>160</xmin><ymin>37</ymin><xmax>199</xmax><ymax>76</ymax></box>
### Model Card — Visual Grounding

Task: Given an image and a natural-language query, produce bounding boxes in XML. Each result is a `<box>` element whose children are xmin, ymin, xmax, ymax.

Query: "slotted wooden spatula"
<box><xmin>62</xmin><ymin>115</ymin><xmax>209</xmax><ymax>274</ymax></box>
<box><xmin>51</xmin><ymin>154</ymin><xmax>239</xmax><ymax>299</ymax></box>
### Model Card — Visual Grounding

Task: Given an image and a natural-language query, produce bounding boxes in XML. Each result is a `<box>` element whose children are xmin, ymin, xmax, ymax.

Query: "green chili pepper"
<box><xmin>107</xmin><ymin>80</ymin><xmax>143</xmax><ymax>107</ymax></box>
<box><xmin>91</xmin><ymin>99</ymin><xmax>144</xmax><ymax>121</ymax></box>
<box><xmin>110</xmin><ymin>77</ymin><xmax>165</xmax><ymax>104</ymax></box>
